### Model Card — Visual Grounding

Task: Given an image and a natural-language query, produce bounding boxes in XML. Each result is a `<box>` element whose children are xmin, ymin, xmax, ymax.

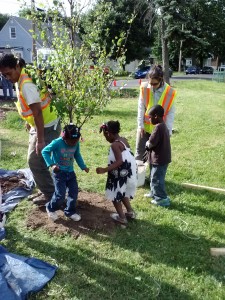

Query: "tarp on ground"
<box><xmin>0</xmin><ymin>168</ymin><xmax>34</xmax><ymax>213</ymax></box>
<box><xmin>0</xmin><ymin>245</ymin><xmax>57</xmax><ymax>300</ymax></box>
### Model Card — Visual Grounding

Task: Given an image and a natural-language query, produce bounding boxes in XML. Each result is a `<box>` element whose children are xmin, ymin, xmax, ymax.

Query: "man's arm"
<box><xmin>29</xmin><ymin>102</ymin><xmax>45</xmax><ymax>155</ymax></box>
<box><xmin>164</xmin><ymin>104</ymin><xmax>175</xmax><ymax>136</ymax></box>
<box><xmin>137</xmin><ymin>95</ymin><xmax>145</xmax><ymax>129</ymax></box>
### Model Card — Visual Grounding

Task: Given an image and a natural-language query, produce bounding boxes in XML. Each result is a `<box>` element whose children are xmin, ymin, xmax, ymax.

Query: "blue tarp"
<box><xmin>0</xmin><ymin>245</ymin><xmax>57</xmax><ymax>300</ymax></box>
<box><xmin>0</xmin><ymin>168</ymin><xmax>34</xmax><ymax>213</ymax></box>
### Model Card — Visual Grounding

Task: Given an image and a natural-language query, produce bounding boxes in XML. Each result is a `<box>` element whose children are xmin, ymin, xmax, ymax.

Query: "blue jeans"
<box><xmin>46</xmin><ymin>170</ymin><xmax>78</xmax><ymax>217</ymax></box>
<box><xmin>150</xmin><ymin>164</ymin><xmax>168</xmax><ymax>201</ymax></box>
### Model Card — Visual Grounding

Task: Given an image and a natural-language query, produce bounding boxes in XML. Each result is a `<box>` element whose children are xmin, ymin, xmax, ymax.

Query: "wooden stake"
<box><xmin>182</xmin><ymin>183</ymin><xmax>225</xmax><ymax>194</ymax></box>
<box><xmin>210</xmin><ymin>248</ymin><xmax>225</xmax><ymax>256</ymax></box>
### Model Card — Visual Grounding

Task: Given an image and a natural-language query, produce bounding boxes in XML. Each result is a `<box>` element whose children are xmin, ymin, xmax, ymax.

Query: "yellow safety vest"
<box><xmin>141</xmin><ymin>82</ymin><xmax>177</xmax><ymax>133</ymax></box>
<box><xmin>15</xmin><ymin>69</ymin><xmax>57</xmax><ymax>127</ymax></box>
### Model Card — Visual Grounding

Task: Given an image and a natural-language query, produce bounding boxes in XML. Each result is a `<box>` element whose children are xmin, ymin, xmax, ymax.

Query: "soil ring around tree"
<box><xmin>26</xmin><ymin>191</ymin><xmax>117</xmax><ymax>238</ymax></box>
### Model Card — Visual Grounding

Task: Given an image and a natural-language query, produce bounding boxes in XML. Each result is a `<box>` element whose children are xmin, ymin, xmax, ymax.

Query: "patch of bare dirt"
<box><xmin>26</xmin><ymin>191</ymin><xmax>117</xmax><ymax>238</ymax></box>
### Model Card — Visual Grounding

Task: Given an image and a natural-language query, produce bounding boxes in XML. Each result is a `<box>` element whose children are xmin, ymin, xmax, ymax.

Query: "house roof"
<box><xmin>1</xmin><ymin>16</ymin><xmax>81</xmax><ymax>50</ymax></box>
<box><xmin>11</xmin><ymin>16</ymin><xmax>43</xmax><ymax>46</ymax></box>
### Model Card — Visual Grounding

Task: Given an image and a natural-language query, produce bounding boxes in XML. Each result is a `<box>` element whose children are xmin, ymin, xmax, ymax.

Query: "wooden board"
<box><xmin>182</xmin><ymin>183</ymin><xmax>225</xmax><ymax>194</ymax></box>
<box><xmin>210</xmin><ymin>248</ymin><xmax>225</xmax><ymax>256</ymax></box>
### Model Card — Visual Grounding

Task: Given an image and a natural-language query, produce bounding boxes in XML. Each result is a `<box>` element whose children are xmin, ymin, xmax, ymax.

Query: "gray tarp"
<box><xmin>0</xmin><ymin>168</ymin><xmax>34</xmax><ymax>213</ymax></box>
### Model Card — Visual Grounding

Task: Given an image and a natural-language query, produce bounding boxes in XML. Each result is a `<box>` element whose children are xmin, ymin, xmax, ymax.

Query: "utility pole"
<box><xmin>31</xmin><ymin>0</ymin><xmax>37</xmax><ymax>62</ymax></box>
<box><xmin>178</xmin><ymin>24</ymin><xmax>184</xmax><ymax>72</ymax></box>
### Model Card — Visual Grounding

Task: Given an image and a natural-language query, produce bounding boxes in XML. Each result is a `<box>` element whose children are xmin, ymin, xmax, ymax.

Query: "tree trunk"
<box><xmin>161</xmin><ymin>16</ymin><xmax>170</xmax><ymax>84</ymax></box>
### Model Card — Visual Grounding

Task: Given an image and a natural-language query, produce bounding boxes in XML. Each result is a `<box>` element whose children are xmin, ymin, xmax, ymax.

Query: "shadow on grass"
<box><xmin>166</xmin><ymin>181</ymin><xmax>225</xmax><ymax>223</ymax></box>
<box><xmin>4</xmin><ymin>225</ymin><xmax>194</xmax><ymax>300</ymax></box>
<box><xmin>3</xmin><ymin>181</ymin><xmax>225</xmax><ymax>299</ymax></box>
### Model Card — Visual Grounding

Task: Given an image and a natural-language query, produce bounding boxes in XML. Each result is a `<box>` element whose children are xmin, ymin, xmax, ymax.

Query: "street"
<box><xmin>0</xmin><ymin>73</ymin><xmax>214</xmax><ymax>100</ymax></box>
<box><xmin>111</xmin><ymin>74</ymin><xmax>213</xmax><ymax>89</ymax></box>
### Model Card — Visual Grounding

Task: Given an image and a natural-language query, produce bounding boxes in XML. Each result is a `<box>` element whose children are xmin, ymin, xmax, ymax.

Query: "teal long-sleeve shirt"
<box><xmin>42</xmin><ymin>137</ymin><xmax>87</xmax><ymax>172</ymax></box>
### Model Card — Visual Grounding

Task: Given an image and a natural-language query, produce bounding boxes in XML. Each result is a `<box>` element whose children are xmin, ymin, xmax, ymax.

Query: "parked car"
<box><xmin>134</xmin><ymin>66</ymin><xmax>172</xmax><ymax>79</ymax></box>
<box><xmin>134</xmin><ymin>66</ymin><xmax>151</xmax><ymax>79</ymax></box>
<box><xmin>200</xmin><ymin>66</ymin><xmax>214</xmax><ymax>74</ymax></box>
<box><xmin>218</xmin><ymin>65</ymin><xmax>225</xmax><ymax>72</ymax></box>
<box><xmin>185</xmin><ymin>66</ymin><xmax>200</xmax><ymax>75</ymax></box>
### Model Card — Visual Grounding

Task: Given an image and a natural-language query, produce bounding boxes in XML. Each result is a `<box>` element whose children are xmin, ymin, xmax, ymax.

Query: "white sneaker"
<box><xmin>69</xmin><ymin>213</ymin><xmax>81</xmax><ymax>222</ymax></box>
<box><xmin>46</xmin><ymin>207</ymin><xmax>58</xmax><ymax>221</ymax></box>
<box><xmin>144</xmin><ymin>193</ymin><xmax>153</xmax><ymax>198</ymax></box>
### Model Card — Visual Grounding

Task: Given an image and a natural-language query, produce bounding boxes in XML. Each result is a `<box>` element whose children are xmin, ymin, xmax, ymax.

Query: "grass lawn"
<box><xmin>1</xmin><ymin>80</ymin><xmax>225</xmax><ymax>299</ymax></box>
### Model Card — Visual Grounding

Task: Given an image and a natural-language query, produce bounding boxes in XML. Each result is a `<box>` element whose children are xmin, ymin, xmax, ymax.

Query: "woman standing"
<box><xmin>0</xmin><ymin>54</ymin><xmax>61</xmax><ymax>205</ymax></box>
<box><xmin>135</xmin><ymin>65</ymin><xmax>177</xmax><ymax>162</ymax></box>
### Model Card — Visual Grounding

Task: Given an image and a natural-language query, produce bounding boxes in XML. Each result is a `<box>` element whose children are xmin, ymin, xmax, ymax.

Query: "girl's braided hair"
<box><xmin>99</xmin><ymin>120</ymin><xmax>120</xmax><ymax>134</ymax></box>
<box><xmin>62</xmin><ymin>124</ymin><xmax>81</xmax><ymax>139</ymax></box>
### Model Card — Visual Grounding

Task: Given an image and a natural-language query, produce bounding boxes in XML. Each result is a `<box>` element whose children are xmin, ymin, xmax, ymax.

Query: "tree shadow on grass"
<box><xmin>4</xmin><ymin>225</ymin><xmax>193</xmax><ymax>300</ymax></box>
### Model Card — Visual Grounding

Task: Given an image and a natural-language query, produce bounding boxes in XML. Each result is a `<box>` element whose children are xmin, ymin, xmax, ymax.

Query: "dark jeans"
<box><xmin>46</xmin><ymin>170</ymin><xmax>78</xmax><ymax>217</ymax></box>
<box><xmin>150</xmin><ymin>164</ymin><xmax>168</xmax><ymax>201</ymax></box>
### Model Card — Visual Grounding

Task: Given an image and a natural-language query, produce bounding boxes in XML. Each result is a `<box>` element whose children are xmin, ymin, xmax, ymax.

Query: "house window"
<box><xmin>10</xmin><ymin>27</ymin><xmax>16</xmax><ymax>39</ymax></box>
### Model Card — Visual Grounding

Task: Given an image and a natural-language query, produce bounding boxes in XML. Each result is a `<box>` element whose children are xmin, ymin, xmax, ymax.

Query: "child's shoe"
<box><xmin>69</xmin><ymin>213</ymin><xmax>81</xmax><ymax>222</ymax></box>
<box><xmin>151</xmin><ymin>198</ymin><xmax>170</xmax><ymax>207</ymax></box>
<box><xmin>110</xmin><ymin>213</ymin><xmax>128</xmax><ymax>225</ymax></box>
<box><xmin>125</xmin><ymin>211</ymin><xmax>136</xmax><ymax>220</ymax></box>
<box><xmin>46</xmin><ymin>207</ymin><xmax>59</xmax><ymax>221</ymax></box>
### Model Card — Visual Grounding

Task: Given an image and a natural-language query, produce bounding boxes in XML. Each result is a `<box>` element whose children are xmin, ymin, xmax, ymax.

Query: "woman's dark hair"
<box><xmin>148</xmin><ymin>65</ymin><xmax>164</xmax><ymax>83</ymax></box>
<box><xmin>99</xmin><ymin>120</ymin><xmax>120</xmax><ymax>134</ymax></box>
<box><xmin>0</xmin><ymin>54</ymin><xmax>26</xmax><ymax>69</ymax></box>
<box><xmin>149</xmin><ymin>104</ymin><xmax>164</xmax><ymax>118</ymax></box>
<box><xmin>63</xmin><ymin>124</ymin><xmax>81</xmax><ymax>139</ymax></box>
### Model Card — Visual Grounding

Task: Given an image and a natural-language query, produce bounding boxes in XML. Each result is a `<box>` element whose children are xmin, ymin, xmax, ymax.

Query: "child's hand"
<box><xmin>52</xmin><ymin>165</ymin><xmax>60</xmax><ymax>173</ymax></box>
<box><xmin>84</xmin><ymin>167</ymin><xmax>89</xmax><ymax>173</ymax></box>
<box><xmin>96</xmin><ymin>167</ymin><xmax>106</xmax><ymax>174</ymax></box>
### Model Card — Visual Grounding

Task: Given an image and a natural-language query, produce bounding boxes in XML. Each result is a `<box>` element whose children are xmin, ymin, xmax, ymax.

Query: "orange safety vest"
<box><xmin>15</xmin><ymin>69</ymin><xmax>57</xmax><ymax>127</ymax></box>
<box><xmin>141</xmin><ymin>82</ymin><xmax>177</xmax><ymax>133</ymax></box>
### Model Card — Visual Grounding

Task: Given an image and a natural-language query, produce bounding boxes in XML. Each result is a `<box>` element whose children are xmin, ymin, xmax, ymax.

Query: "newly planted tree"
<box><xmin>25</xmin><ymin>0</ymin><xmax>118</xmax><ymax>127</ymax></box>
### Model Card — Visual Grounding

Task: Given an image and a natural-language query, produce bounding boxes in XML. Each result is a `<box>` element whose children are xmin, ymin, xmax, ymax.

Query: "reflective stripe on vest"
<box><xmin>16</xmin><ymin>70</ymin><xmax>57</xmax><ymax>126</ymax></box>
<box><xmin>143</xmin><ymin>83</ymin><xmax>176</xmax><ymax>133</ymax></box>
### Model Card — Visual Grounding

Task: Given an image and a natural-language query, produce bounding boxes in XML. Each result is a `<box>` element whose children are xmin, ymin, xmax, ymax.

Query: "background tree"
<box><xmin>0</xmin><ymin>13</ymin><xmax>9</xmax><ymax>31</ymax></box>
<box><xmin>147</xmin><ymin>0</ymin><xmax>192</xmax><ymax>82</ymax></box>
<box><xmin>82</xmin><ymin>0</ymin><xmax>153</xmax><ymax>67</ymax></box>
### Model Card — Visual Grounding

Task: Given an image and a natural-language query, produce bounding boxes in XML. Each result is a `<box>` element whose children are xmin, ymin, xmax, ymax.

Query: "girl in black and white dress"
<box><xmin>96</xmin><ymin>120</ymin><xmax>137</xmax><ymax>225</ymax></box>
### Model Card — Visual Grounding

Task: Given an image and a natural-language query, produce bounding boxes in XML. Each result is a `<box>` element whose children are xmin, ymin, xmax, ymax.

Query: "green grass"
<box><xmin>1</xmin><ymin>80</ymin><xmax>225</xmax><ymax>299</ymax></box>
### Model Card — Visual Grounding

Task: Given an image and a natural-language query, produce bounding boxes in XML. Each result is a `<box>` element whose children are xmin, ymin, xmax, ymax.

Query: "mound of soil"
<box><xmin>26</xmin><ymin>191</ymin><xmax>117</xmax><ymax>238</ymax></box>
<box><xmin>0</xmin><ymin>173</ymin><xmax>27</xmax><ymax>194</ymax></box>
<box><xmin>1</xmin><ymin>173</ymin><xmax>118</xmax><ymax>237</ymax></box>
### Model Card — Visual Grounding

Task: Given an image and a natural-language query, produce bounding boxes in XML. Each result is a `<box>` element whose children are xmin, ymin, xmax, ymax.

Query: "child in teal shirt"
<box><xmin>42</xmin><ymin>124</ymin><xmax>89</xmax><ymax>221</ymax></box>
